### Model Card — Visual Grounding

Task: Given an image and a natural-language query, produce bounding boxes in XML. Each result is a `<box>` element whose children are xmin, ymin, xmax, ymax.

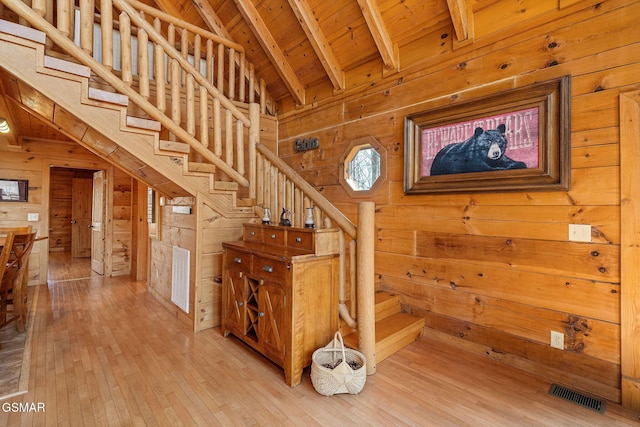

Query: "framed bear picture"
<box><xmin>404</xmin><ymin>76</ymin><xmax>570</xmax><ymax>194</ymax></box>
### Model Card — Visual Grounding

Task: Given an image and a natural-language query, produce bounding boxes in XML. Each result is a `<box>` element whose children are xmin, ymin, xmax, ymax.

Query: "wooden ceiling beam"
<box><xmin>191</xmin><ymin>0</ymin><xmax>232</xmax><ymax>40</ymax></box>
<box><xmin>286</xmin><ymin>0</ymin><xmax>345</xmax><ymax>92</ymax></box>
<box><xmin>446</xmin><ymin>0</ymin><xmax>470</xmax><ymax>42</ymax></box>
<box><xmin>356</xmin><ymin>0</ymin><xmax>398</xmax><ymax>71</ymax></box>
<box><xmin>233</xmin><ymin>0</ymin><xmax>306</xmax><ymax>105</ymax></box>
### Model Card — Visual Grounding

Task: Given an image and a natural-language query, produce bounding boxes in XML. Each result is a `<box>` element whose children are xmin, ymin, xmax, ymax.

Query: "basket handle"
<box><xmin>333</xmin><ymin>331</ymin><xmax>347</xmax><ymax>363</ymax></box>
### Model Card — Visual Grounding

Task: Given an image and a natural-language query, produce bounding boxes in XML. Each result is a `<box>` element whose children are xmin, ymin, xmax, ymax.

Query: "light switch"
<box><xmin>568</xmin><ymin>224</ymin><xmax>591</xmax><ymax>242</ymax></box>
<box><xmin>27</xmin><ymin>213</ymin><xmax>39</xmax><ymax>221</ymax></box>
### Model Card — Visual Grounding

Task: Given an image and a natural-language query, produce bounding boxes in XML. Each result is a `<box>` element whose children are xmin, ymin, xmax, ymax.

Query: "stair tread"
<box><xmin>0</xmin><ymin>19</ymin><xmax>46</xmax><ymax>44</ymax></box>
<box><xmin>44</xmin><ymin>55</ymin><xmax>91</xmax><ymax>77</ymax></box>
<box><xmin>126</xmin><ymin>116</ymin><xmax>161</xmax><ymax>131</ymax></box>
<box><xmin>89</xmin><ymin>87</ymin><xmax>128</xmax><ymax>106</ymax></box>
<box><xmin>375</xmin><ymin>291</ymin><xmax>400</xmax><ymax>305</ymax></box>
<box><xmin>188</xmin><ymin>162</ymin><xmax>217</xmax><ymax>173</ymax></box>
<box><xmin>343</xmin><ymin>312</ymin><xmax>424</xmax><ymax>347</ymax></box>
<box><xmin>159</xmin><ymin>140</ymin><xmax>190</xmax><ymax>154</ymax></box>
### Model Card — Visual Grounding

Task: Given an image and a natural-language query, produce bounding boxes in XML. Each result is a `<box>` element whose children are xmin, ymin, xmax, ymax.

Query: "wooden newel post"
<box><xmin>357</xmin><ymin>201</ymin><xmax>376</xmax><ymax>375</ymax></box>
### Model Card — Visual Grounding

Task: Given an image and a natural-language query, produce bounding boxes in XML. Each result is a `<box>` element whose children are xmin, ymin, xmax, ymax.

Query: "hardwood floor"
<box><xmin>1</xmin><ymin>256</ymin><xmax>638</xmax><ymax>426</ymax></box>
<box><xmin>46</xmin><ymin>252</ymin><xmax>96</xmax><ymax>282</ymax></box>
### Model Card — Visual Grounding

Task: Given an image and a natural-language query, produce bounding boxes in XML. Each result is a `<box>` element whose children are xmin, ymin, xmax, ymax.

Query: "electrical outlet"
<box><xmin>550</xmin><ymin>331</ymin><xmax>564</xmax><ymax>350</ymax></box>
<box><xmin>568</xmin><ymin>224</ymin><xmax>591</xmax><ymax>242</ymax></box>
<box><xmin>27</xmin><ymin>212</ymin><xmax>39</xmax><ymax>221</ymax></box>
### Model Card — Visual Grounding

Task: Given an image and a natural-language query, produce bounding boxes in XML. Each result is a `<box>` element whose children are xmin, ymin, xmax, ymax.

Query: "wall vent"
<box><xmin>548</xmin><ymin>383</ymin><xmax>606</xmax><ymax>414</ymax></box>
<box><xmin>171</xmin><ymin>246</ymin><xmax>190</xmax><ymax>313</ymax></box>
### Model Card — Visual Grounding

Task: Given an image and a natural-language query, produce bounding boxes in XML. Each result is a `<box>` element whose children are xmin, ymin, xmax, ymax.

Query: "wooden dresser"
<box><xmin>221</xmin><ymin>223</ymin><xmax>340</xmax><ymax>386</ymax></box>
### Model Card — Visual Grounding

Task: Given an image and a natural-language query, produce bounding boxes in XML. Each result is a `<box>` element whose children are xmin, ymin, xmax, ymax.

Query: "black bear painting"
<box><xmin>429</xmin><ymin>124</ymin><xmax>527</xmax><ymax>176</ymax></box>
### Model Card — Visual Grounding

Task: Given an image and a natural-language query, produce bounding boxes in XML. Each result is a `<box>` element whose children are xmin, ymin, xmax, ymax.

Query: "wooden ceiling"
<box><xmin>149</xmin><ymin>0</ymin><xmax>474</xmax><ymax>112</ymax></box>
<box><xmin>0</xmin><ymin>0</ymin><xmax>508</xmax><ymax>143</ymax></box>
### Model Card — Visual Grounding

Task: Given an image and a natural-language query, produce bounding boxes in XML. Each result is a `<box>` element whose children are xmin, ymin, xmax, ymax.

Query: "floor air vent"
<box><xmin>548</xmin><ymin>383</ymin><xmax>606</xmax><ymax>414</ymax></box>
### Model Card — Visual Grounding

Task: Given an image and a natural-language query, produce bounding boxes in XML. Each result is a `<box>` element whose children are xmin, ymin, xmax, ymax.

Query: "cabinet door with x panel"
<box><xmin>221</xmin><ymin>224</ymin><xmax>339</xmax><ymax>387</ymax></box>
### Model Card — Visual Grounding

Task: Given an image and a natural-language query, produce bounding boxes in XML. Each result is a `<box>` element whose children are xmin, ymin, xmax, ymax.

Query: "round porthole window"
<box><xmin>339</xmin><ymin>136</ymin><xmax>386</xmax><ymax>197</ymax></box>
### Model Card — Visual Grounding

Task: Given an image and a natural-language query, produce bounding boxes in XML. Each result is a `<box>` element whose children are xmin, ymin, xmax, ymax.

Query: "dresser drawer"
<box><xmin>252</xmin><ymin>255</ymin><xmax>287</xmax><ymax>279</ymax></box>
<box><xmin>225</xmin><ymin>248</ymin><xmax>250</xmax><ymax>269</ymax></box>
<box><xmin>287</xmin><ymin>229</ymin><xmax>314</xmax><ymax>251</ymax></box>
<box><xmin>263</xmin><ymin>228</ymin><xmax>285</xmax><ymax>246</ymax></box>
<box><xmin>243</xmin><ymin>225</ymin><xmax>263</xmax><ymax>243</ymax></box>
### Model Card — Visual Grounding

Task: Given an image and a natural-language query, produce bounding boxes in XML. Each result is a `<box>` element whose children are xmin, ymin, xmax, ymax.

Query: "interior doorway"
<box><xmin>48</xmin><ymin>167</ymin><xmax>103</xmax><ymax>282</ymax></box>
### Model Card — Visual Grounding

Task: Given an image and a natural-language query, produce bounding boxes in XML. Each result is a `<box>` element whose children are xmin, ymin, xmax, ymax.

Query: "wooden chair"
<box><xmin>0</xmin><ymin>231</ymin><xmax>16</xmax><ymax>289</ymax></box>
<box><xmin>0</xmin><ymin>231</ymin><xmax>36</xmax><ymax>333</ymax></box>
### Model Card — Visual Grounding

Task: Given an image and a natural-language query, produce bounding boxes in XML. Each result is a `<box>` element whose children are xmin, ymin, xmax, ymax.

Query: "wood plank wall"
<box><xmin>149</xmin><ymin>197</ymin><xmax>198</xmax><ymax>326</ymax></box>
<box><xmin>0</xmin><ymin>139</ymin><xmax>133</xmax><ymax>282</ymax></box>
<box><xmin>277</xmin><ymin>0</ymin><xmax>639</xmax><ymax>403</ymax></box>
<box><xmin>111</xmin><ymin>170</ymin><xmax>133</xmax><ymax>276</ymax></box>
<box><xmin>195</xmin><ymin>197</ymin><xmax>249</xmax><ymax>331</ymax></box>
<box><xmin>148</xmin><ymin>114</ymin><xmax>276</xmax><ymax>331</ymax></box>
<box><xmin>147</xmin><ymin>195</ymin><xmax>253</xmax><ymax>331</ymax></box>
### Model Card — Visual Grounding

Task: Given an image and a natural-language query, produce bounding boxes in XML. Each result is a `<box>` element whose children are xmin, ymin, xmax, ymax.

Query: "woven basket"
<box><xmin>311</xmin><ymin>332</ymin><xmax>366</xmax><ymax>396</ymax></box>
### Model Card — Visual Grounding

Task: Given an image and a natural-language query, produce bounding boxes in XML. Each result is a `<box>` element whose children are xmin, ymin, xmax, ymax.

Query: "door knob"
<box><xmin>70</xmin><ymin>220</ymin><xmax>77</xmax><ymax>224</ymax></box>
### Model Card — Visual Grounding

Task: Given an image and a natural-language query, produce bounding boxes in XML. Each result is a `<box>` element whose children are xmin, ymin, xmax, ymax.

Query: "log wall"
<box><xmin>277</xmin><ymin>0</ymin><xmax>639</xmax><ymax>403</ymax></box>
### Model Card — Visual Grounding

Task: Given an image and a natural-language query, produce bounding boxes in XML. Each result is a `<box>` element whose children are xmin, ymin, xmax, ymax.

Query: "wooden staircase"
<box><xmin>342</xmin><ymin>291</ymin><xmax>425</xmax><ymax>364</ymax></box>
<box><xmin>0</xmin><ymin>5</ymin><xmax>426</xmax><ymax>364</ymax></box>
<box><xmin>0</xmin><ymin>20</ymin><xmax>253</xmax><ymax>217</ymax></box>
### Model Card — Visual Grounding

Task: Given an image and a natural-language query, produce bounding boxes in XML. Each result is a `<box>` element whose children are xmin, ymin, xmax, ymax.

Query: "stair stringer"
<box><xmin>0</xmin><ymin>28</ymin><xmax>253</xmax><ymax>218</ymax></box>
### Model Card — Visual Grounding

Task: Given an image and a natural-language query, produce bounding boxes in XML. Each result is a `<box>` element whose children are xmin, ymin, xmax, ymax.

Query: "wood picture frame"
<box><xmin>404</xmin><ymin>76</ymin><xmax>571</xmax><ymax>194</ymax></box>
<box><xmin>0</xmin><ymin>178</ymin><xmax>29</xmax><ymax>202</ymax></box>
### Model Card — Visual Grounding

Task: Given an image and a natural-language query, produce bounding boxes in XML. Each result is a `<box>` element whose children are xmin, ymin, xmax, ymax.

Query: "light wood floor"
<box><xmin>1</xmin><ymin>254</ymin><xmax>639</xmax><ymax>426</ymax></box>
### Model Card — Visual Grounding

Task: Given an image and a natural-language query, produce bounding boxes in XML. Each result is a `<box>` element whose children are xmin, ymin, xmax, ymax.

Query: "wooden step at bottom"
<box><xmin>343</xmin><ymin>312</ymin><xmax>425</xmax><ymax>364</ymax></box>
<box><xmin>374</xmin><ymin>291</ymin><xmax>401</xmax><ymax>320</ymax></box>
<box><xmin>340</xmin><ymin>291</ymin><xmax>402</xmax><ymax>336</ymax></box>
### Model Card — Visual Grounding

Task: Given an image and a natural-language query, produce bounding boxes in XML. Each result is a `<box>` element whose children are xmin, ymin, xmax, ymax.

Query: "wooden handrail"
<box><xmin>125</xmin><ymin>0</ymin><xmax>244</xmax><ymax>52</ymax></box>
<box><xmin>1</xmin><ymin>0</ymin><xmax>251</xmax><ymax>187</ymax></box>
<box><xmin>123</xmin><ymin>0</ymin><xmax>269</xmax><ymax>112</ymax></box>
<box><xmin>256</xmin><ymin>142</ymin><xmax>361</xmax><ymax>330</ymax></box>
<box><xmin>112</xmin><ymin>0</ymin><xmax>250</xmax><ymax>127</ymax></box>
<box><xmin>256</xmin><ymin>143</ymin><xmax>357</xmax><ymax>239</ymax></box>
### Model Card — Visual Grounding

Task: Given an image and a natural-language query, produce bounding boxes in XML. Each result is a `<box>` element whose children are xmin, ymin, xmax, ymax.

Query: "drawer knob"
<box><xmin>295</xmin><ymin>237</ymin><xmax>302</xmax><ymax>243</ymax></box>
<box><xmin>233</xmin><ymin>257</ymin><xmax>242</xmax><ymax>264</ymax></box>
<box><xmin>250</xmin><ymin>231</ymin><xmax>255</xmax><ymax>236</ymax></box>
<box><xmin>238</xmin><ymin>302</ymin><xmax>244</xmax><ymax>307</ymax></box>
<box><xmin>262</xmin><ymin>265</ymin><xmax>273</xmax><ymax>273</ymax></box>
<box><xmin>270</xmin><ymin>234</ymin><xmax>276</xmax><ymax>239</ymax></box>
<box><xmin>259</xmin><ymin>312</ymin><xmax>265</xmax><ymax>318</ymax></box>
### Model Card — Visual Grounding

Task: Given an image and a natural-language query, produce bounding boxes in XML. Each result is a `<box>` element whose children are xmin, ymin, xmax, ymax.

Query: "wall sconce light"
<box><xmin>0</xmin><ymin>117</ymin><xmax>9</xmax><ymax>134</ymax></box>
